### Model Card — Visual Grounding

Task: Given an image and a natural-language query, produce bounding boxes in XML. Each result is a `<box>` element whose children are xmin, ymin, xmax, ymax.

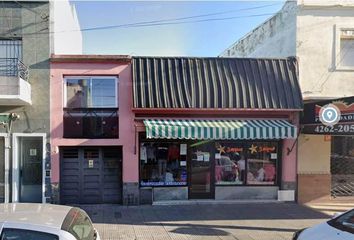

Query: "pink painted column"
<box><xmin>281</xmin><ymin>112</ymin><xmax>299</xmax><ymax>191</ymax></box>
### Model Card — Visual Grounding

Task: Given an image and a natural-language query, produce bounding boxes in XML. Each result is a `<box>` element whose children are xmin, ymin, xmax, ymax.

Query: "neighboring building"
<box><xmin>0</xmin><ymin>0</ymin><xmax>81</xmax><ymax>203</ymax></box>
<box><xmin>133</xmin><ymin>57</ymin><xmax>302</xmax><ymax>203</ymax></box>
<box><xmin>220</xmin><ymin>0</ymin><xmax>354</xmax><ymax>203</ymax></box>
<box><xmin>50</xmin><ymin>0</ymin><xmax>82</xmax><ymax>54</ymax></box>
<box><xmin>50</xmin><ymin>55</ymin><xmax>135</xmax><ymax>205</ymax></box>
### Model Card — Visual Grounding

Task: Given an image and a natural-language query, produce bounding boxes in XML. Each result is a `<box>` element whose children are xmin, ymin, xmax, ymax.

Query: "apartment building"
<box><xmin>0</xmin><ymin>0</ymin><xmax>81</xmax><ymax>203</ymax></box>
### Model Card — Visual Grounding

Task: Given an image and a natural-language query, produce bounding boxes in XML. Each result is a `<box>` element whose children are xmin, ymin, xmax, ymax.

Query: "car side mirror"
<box><xmin>332</xmin><ymin>212</ymin><xmax>341</xmax><ymax>219</ymax></box>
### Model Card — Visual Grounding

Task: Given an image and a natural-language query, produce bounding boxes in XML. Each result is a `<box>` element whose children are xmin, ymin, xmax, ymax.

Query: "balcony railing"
<box><xmin>63</xmin><ymin>108</ymin><xmax>119</xmax><ymax>139</ymax></box>
<box><xmin>0</xmin><ymin>58</ymin><xmax>29</xmax><ymax>81</ymax></box>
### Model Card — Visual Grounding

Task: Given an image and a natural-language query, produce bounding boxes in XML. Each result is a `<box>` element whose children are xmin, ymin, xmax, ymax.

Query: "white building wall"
<box><xmin>220</xmin><ymin>1</ymin><xmax>297</xmax><ymax>58</ymax></box>
<box><xmin>50</xmin><ymin>0</ymin><xmax>82</xmax><ymax>54</ymax></box>
<box><xmin>297</xmin><ymin>4</ymin><xmax>354</xmax><ymax>99</ymax></box>
<box><xmin>221</xmin><ymin>0</ymin><xmax>354</xmax><ymax>100</ymax></box>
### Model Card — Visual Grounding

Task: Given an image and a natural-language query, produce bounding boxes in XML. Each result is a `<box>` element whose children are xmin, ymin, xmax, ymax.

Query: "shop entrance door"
<box><xmin>189</xmin><ymin>142</ymin><xmax>214</xmax><ymax>199</ymax></box>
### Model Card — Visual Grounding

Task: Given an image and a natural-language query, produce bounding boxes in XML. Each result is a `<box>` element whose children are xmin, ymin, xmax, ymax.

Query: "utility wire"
<box><xmin>13</xmin><ymin>0</ymin><xmax>45</xmax><ymax>18</ymax></box>
<box><xmin>78</xmin><ymin>2</ymin><xmax>282</xmax><ymax>32</ymax></box>
<box><xmin>82</xmin><ymin>13</ymin><xmax>276</xmax><ymax>31</ymax></box>
<box><xmin>18</xmin><ymin>12</ymin><xmax>277</xmax><ymax>36</ymax></box>
<box><xmin>18</xmin><ymin>2</ymin><xmax>282</xmax><ymax>36</ymax></box>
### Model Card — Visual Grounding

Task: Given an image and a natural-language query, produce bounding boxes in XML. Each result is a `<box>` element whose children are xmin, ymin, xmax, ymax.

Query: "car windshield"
<box><xmin>329</xmin><ymin>209</ymin><xmax>354</xmax><ymax>234</ymax></box>
<box><xmin>61</xmin><ymin>208</ymin><xmax>95</xmax><ymax>240</ymax></box>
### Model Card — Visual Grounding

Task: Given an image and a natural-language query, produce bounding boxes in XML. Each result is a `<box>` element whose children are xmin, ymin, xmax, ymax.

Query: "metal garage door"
<box><xmin>60</xmin><ymin>147</ymin><xmax>122</xmax><ymax>204</ymax></box>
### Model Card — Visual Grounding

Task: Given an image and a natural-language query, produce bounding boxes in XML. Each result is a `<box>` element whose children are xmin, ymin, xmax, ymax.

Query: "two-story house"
<box><xmin>220</xmin><ymin>0</ymin><xmax>354</xmax><ymax>203</ymax></box>
<box><xmin>0</xmin><ymin>0</ymin><xmax>81</xmax><ymax>203</ymax></box>
<box><xmin>50</xmin><ymin>55</ymin><xmax>136</xmax><ymax>205</ymax></box>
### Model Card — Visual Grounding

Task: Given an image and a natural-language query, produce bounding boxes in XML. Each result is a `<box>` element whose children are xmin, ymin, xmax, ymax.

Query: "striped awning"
<box><xmin>143</xmin><ymin>119</ymin><xmax>297</xmax><ymax>140</ymax></box>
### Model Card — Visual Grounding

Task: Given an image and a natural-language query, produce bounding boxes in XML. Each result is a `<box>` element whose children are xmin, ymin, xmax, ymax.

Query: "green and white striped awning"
<box><xmin>143</xmin><ymin>119</ymin><xmax>297</xmax><ymax>140</ymax></box>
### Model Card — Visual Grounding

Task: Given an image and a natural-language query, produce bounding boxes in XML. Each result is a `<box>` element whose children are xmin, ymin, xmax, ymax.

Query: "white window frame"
<box><xmin>335</xmin><ymin>25</ymin><xmax>354</xmax><ymax>71</ymax></box>
<box><xmin>63</xmin><ymin>76</ymin><xmax>119</xmax><ymax>108</ymax></box>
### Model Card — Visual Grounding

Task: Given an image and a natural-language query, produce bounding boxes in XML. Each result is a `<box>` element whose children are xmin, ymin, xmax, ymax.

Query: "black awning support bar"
<box><xmin>286</xmin><ymin>127</ymin><xmax>301</xmax><ymax>156</ymax></box>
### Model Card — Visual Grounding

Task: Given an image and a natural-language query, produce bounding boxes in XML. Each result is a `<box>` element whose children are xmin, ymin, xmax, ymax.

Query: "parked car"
<box><xmin>0</xmin><ymin>203</ymin><xmax>100</xmax><ymax>240</ymax></box>
<box><xmin>293</xmin><ymin>208</ymin><xmax>354</xmax><ymax>240</ymax></box>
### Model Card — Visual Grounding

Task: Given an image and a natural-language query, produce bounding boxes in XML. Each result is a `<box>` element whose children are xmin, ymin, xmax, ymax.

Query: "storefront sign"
<box><xmin>259</xmin><ymin>146</ymin><xmax>276</xmax><ymax>153</ymax></box>
<box><xmin>303</xmin><ymin>123</ymin><xmax>354</xmax><ymax>135</ymax></box>
<box><xmin>140</xmin><ymin>181</ymin><xmax>187</xmax><ymax>187</ymax></box>
<box><xmin>216</xmin><ymin>143</ymin><xmax>243</xmax><ymax>154</ymax></box>
<box><xmin>302</xmin><ymin>96</ymin><xmax>354</xmax><ymax>135</ymax></box>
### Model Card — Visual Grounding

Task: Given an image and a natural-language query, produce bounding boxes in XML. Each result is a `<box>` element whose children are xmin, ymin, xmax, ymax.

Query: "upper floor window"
<box><xmin>340</xmin><ymin>29</ymin><xmax>354</xmax><ymax>68</ymax></box>
<box><xmin>0</xmin><ymin>39</ymin><xmax>22</xmax><ymax>59</ymax></box>
<box><xmin>65</xmin><ymin>77</ymin><xmax>118</xmax><ymax>108</ymax></box>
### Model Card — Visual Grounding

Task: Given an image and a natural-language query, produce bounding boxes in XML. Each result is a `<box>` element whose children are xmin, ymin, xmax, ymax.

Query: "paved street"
<box><xmin>79</xmin><ymin>203</ymin><xmax>329</xmax><ymax>240</ymax></box>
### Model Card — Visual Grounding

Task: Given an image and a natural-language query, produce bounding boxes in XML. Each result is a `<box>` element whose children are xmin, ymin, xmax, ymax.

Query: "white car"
<box><xmin>0</xmin><ymin>203</ymin><xmax>100</xmax><ymax>240</ymax></box>
<box><xmin>293</xmin><ymin>208</ymin><xmax>354</xmax><ymax>240</ymax></box>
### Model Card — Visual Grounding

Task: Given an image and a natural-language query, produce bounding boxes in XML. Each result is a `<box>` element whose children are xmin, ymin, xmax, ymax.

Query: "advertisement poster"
<box><xmin>180</xmin><ymin>144</ymin><xmax>187</xmax><ymax>155</ymax></box>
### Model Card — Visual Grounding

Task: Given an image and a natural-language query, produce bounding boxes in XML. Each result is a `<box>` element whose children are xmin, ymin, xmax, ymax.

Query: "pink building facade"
<box><xmin>50</xmin><ymin>55</ymin><xmax>139</xmax><ymax>204</ymax></box>
<box><xmin>49</xmin><ymin>55</ymin><xmax>302</xmax><ymax>204</ymax></box>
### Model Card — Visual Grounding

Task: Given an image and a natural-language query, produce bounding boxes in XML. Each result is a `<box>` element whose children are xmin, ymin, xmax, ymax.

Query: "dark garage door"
<box><xmin>60</xmin><ymin>147</ymin><xmax>122</xmax><ymax>204</ymax></box>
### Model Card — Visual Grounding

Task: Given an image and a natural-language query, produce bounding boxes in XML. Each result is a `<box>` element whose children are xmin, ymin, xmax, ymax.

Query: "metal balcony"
<box><xmin>0</xmin><ymin>58</ymin><xmax>31</xmax><ymax>105</ymax></box>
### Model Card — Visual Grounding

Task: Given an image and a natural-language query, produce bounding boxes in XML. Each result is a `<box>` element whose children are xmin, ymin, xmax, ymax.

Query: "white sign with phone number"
<box><xmin>314</xmin><ymin>124</ymin><xmax>354</xmax><ymax>133</ymax></box>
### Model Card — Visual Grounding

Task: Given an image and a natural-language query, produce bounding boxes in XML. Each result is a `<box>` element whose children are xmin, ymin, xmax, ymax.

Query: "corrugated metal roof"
<box><xmin>133</xmin><ymin>57</ymin><xmax>303</xmax><ymax>110</ymax></box>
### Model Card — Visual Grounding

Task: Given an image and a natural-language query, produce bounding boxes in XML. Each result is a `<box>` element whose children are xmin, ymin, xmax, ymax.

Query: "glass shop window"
<box><xmin>215</xmin><ymin>142</ymin><xmax>245</xmax><ymax>185</ymax></box>
<box><xmin>140</xmin><ymin>142</ymin><xmax>187</xmax><ymax>186</ymax></box>
<box><xmin>246</xmin><ymin>142</ymin><xmax>278</xmax><ymax>185</ymax></box>
<box><xmin>215</xmin><ymin>141</ymin><xmax>279</xmax><ymax>186</ymax></box>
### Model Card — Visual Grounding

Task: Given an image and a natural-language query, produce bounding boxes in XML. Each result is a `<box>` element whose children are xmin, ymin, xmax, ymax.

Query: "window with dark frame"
<box><xmin>140</xmin><ymin>141</ymin><xmax>188</xmax><ymax>187</ymax></box>
<box><xmin>63</xmin><ymin>77</ymin><xmax>119</xmax><ymax>139</ymax></box>
<box><xmin>138</xmin><ymin>136</ymin><xmax>280</xmax><ymax>187</ymax></box>
<box><xmin>215</xmin><ymin>141</ymin><xmax>279</xmax><ymax>186</ymax></box>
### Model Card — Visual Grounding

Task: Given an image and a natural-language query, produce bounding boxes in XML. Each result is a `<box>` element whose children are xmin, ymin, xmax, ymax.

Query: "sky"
<box><xmin>72</xmin><ymin>1</ymin><xmax>286</xmax><ymax>57</ymax></box>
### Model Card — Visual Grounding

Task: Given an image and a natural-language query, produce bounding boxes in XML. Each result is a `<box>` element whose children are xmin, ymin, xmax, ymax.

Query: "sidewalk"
<box><xmin>80</xmin><ymin>202</ymin><xmax>329</xmax><ymax>240</ymax></box>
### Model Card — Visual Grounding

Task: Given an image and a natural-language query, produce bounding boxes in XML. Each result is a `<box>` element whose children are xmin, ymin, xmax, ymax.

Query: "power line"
<box><xmin>78</xmin><ymin>2</ymin><xmax>282</xmax><ymax>32</ymax></box>
<box><xmin>13</xmin><ymin>0</ymin><xmax>45</xmax><ymax>18</ymax></box>
<box><xmin>81</xmin><ymin>13</ymin><xmax>276</xmax><ymax>32</ymax></box>
<box><xmin>19</xmin><ymin>12</ymin><xmax>277</xmax><ymax>37</ymax></box>
<box><xmin>18</xmin><ymin>2</ymin><xmax>282</xmax><ymax>36</ymax></box>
